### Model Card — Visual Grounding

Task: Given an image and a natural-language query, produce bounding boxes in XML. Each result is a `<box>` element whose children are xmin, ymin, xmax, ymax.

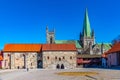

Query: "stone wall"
<box><xmin>42</xmin><ymin>51</ymin><xmax>77</xmax><ymax>69</ymax></box>
<box><xmin>3</xmin><ymin>52</ymin><xmax>38</xmax><ymax>69</ymax></box>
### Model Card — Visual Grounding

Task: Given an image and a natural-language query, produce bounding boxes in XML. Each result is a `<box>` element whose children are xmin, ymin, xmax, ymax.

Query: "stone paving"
<box><xmin>0</xmin><ymin>68</ymin><xmax>120</xmax><ymax>80</ymax></box>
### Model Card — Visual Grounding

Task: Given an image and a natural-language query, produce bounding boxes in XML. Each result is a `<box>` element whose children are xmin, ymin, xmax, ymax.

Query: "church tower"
<box><xmin>80</xmin><ymin>9</ymin><xmax>95</xmax><ymax>49</ymax></box>
<box><xmin>46</xmin><ymin>26</ymin><xmax>55</xmax><ymax>44</ymax></box>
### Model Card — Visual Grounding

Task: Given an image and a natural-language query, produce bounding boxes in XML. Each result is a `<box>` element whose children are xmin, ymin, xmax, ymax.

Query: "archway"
<box><xmin>61</xmin><ymin>64</ymin><xmax>64</xmax><ymax>69</ymax></box>
<box><xmin>56</xmin><ymin>64</ymin><xmax>60</xmax><ymax>69</ymax></box>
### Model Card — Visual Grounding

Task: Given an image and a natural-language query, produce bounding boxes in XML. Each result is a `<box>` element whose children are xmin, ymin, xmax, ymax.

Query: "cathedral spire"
<box><xmin>82</xmin><ymin>8</ymin><xmax>91</xmax><ymax>37</ymax></box>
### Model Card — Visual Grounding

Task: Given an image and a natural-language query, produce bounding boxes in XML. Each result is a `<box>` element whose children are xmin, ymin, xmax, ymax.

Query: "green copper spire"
<box><xmin>83</xmin><ymin>8</ymin><xmax>91</xmax><ymax>37</ymax></box>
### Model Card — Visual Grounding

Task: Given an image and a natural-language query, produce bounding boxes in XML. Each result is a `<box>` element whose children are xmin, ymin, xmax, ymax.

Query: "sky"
<box><xmin>0</xmin><ymin>0</ymin><xmax>120</xmax><ymax>49</ymax></box>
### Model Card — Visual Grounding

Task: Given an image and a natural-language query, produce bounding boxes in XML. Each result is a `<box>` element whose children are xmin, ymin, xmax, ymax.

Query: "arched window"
<box><xmin>59</xmin><ymin>58</ymin><xmax>61</xmax><ymax>61</ymax></box>
<box><xmin>47</xmin><ymin>56</ymin><xmax>49</xmax><ymax>59</ymax></box>
<box><xmin>61</xmin><ymin>64</ymin><xmax>64</xmax><ymax>69</ymax></box>
<box><xmin>55</xmin><ymin>56</ymin><xmax>57</xmax><ymax>60</ymax></box>
<box><xmin>70</xmin><ymin>56</ymin><xmax>72</xmax><ymax>59</ymax></box>
<box><xmin>56</xmin><ymin>64</ymin><xmax>60</xmax><ymax>69</ymax></box>
<box><xmin>50</xmin><ymin>37</ymin><xmax>53</xmax><ymax>44</ymax></box>
<box><xmin>63</xmin><ymin>56</ymin><xmax>65</xmax><ymax>59</ymax></box>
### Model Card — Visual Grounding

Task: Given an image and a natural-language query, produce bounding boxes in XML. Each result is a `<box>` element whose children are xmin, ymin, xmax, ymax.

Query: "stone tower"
<box><xmin>46</xmin><ymin>26</ymin><xmax>55</xmax><ymax>44</ymax></box>
<box><xmin>80</xmin><ymin>9</ymin><xmax>95</xmax><ymax>50</ymax></box>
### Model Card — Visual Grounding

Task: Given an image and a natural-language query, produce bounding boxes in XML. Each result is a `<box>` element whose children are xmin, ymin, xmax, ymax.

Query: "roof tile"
<box><xmin>3</xmin><ymin>44</ymin><xmax>42</xmax><ymax>52</ymax></box>
<box><xmin>42</xmin><ymin>44</ymin><xmax>77</xmax><ymax>51</ymax></box>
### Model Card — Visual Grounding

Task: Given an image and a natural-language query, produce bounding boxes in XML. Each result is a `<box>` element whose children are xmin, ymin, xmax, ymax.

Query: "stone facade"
<box><xmin>3</xmin><ymin>52</ymin><xmax>38</xmax><ymax>69</ymax></box>
<box><xmin>46</xmin><ymin>26</ymin><xmax>55</xmax><ymax>44</ymax></box>
<box><xmin>42</xmin><ymin>51</ymin><xmax>77</xmax><ymax>69</ymax></box>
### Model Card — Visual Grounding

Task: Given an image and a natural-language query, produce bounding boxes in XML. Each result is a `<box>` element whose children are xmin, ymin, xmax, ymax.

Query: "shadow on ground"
<box><xmin>85</xmin><ymin>66</ymin><xmax>120</xmax><ymax>70</ymax></box>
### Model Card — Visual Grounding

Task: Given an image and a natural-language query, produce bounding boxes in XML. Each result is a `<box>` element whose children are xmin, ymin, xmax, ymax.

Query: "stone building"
<box><xmin>3</xmin><ymin>44</ymin><xmax>42</xmax><ymax>69</ymax></box>
<box><xmin>42</xmin><ymin>44</ymin><xmax>77</xmax><ymax>69</ymax></box>
<box><xmin>2</xmin><ymin>44</ymin><xmax>77</xmax><ymax>69</ymax></box>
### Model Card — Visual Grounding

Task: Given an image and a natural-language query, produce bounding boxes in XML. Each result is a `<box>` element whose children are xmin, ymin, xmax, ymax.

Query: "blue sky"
<box><xmin>0</xmin><ymin>0</ymin><xmax>120</xmax><ymax>49</ymax></box>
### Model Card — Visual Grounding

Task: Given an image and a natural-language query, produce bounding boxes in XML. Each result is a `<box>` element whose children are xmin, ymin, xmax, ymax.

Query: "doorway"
<box><xmin>61</xmin><ymin>64</ymin><xmax>64</xmax><ymax>69</ymax></box>
<box><xmin>56</xmin><ymin>64</ymin><xmax>60</xmax><ymax>69</ymax></box>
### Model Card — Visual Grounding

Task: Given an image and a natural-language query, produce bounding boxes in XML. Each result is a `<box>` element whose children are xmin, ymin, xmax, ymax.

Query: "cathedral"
<box><xmin>1</xmin><ymin>9</ymin><xmax>112</xmax><ymax>69</ymax></box>
<box><xmin>46</xmin><ymin>9</ymin><xmax>112</xmax><ymax>67</ymax></box>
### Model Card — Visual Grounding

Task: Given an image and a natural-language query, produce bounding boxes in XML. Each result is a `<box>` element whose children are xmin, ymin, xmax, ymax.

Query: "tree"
<box><xmin>112</xmin><ymin>35</ymin><xmax>120</xmax><ymax>45</ymax></box>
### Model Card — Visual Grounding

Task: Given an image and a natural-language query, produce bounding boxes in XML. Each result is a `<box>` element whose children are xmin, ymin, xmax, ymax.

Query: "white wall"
<box><xmin>107</xmin><ymin>53</ymin><xmax>117</xmax><ymax>67</ymax></box>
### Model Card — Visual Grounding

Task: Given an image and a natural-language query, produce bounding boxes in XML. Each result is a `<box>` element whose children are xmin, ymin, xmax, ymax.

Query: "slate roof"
<box><xmin>55</xmin><ymin>40</ymin><xmax>82</xmax><ymax>48</ymax></box>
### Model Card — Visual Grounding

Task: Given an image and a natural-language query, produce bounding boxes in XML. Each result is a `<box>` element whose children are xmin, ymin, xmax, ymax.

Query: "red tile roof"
<box><xmin>108</xmin><ymin>43</ymin><xmax>120</xmax><ymax>53</ymax></box>
<box><xmin>3</xmin><ymin>44</ymin><xmax>42</xmax><ymax>52</ymax></box>
<box><xmin>103</xmin><ymin>43</ymin><xmax>120</xmax><ymax>56</ymax></box>
<box><xmin>42</xmin><ymin>44</ymin><xmax>77</xmax><ymax>51</ymax></box>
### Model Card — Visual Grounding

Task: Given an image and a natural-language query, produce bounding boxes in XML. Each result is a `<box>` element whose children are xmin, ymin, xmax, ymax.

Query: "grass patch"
<box><xmin>57</xmin><ymin>72</ymin><xmax>98</xmax><ymax>76</ymax></box>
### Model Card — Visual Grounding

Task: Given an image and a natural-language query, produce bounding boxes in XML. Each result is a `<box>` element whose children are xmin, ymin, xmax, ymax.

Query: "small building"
<box><xmin>3</xmin><ymin>44</ymin><xmax>42</xmax><ymax>69</ymax></box>
<box><xmin>103</xmin><ymin>43</ymin><xmax>120</xmax><ymax>67</ymax></box>
<box><xmin>42</xmin><ymin>44</ymin><xmax>77</xmax><ymax>69</ymax></box>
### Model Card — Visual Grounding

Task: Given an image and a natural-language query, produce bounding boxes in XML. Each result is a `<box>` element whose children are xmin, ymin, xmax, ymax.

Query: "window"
<box><xmin>55</xmin><ymin>56</ymin><xmax>57</xmax><ymax>60</ymax></box>
<box><xmin>8</xmin><ymin>54</ymin><xmax>10</xmax><ymax>56</ymax></box>
<box><xmin>70</xmin><ymin>56</ymin><xmax>72</xmax><ymax>59</ymax></box>
<box><xmin>59</xmin><ymin>58</ymin><xmax>61</xmax><ymax>61</ymax></box>
<box><xmin>63</xmin><ymin>56</ymin><xmax>65</xmax><ymax>59</ymax></box>
<box><xmin>47</xmin><ymin>56</ymin><xmax>49</xmax><ymax>60</ymax></box>
<box><xmin>50</xmin><ymin>37</ymin><xmax>53</xmax><ymax>44</ymax></box>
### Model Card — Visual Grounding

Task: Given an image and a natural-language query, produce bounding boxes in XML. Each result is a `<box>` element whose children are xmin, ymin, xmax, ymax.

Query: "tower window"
<box><xmin>50</xmin><ymin>37</ymin><xmax>53</xmax><ymax>44</ymax></box>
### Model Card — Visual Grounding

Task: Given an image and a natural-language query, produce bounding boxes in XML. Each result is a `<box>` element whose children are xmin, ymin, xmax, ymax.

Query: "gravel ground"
<box><xmin>0</xmin><ymin>68</ymin><xmax>120</xmax><ymax>80</ymax></box>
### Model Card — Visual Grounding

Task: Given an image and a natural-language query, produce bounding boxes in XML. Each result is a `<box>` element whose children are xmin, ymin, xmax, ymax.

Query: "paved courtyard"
<box><xmin>0</xmin><ymin>68</ymin><xmax>120</xmax><ymax>80</ymax></box>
